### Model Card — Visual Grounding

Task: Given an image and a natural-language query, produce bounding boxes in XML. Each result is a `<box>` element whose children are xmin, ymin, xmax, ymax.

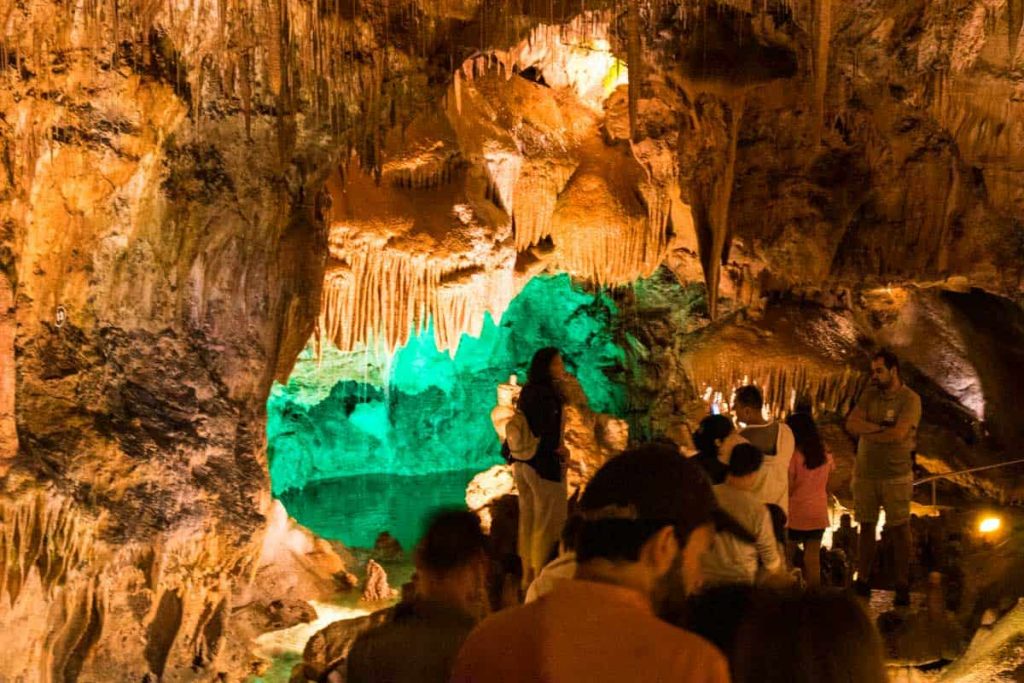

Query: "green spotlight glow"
<box><xmin>267</xmin><ymin>274</ymin><xmax>627</xmax><ymax>496</ymax></box>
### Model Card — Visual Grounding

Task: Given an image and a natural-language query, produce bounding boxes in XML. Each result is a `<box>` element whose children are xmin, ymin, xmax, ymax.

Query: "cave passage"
<box><xmin>268</xmin><ymin>274</ymin><xmax>630</xmax><ymax>547</ymax></box>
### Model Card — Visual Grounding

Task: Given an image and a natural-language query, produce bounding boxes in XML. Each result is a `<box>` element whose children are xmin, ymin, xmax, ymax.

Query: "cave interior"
<box><xmin>2</xmin><ymin>0</ymin><xmax>1024</xmax><ymax>680</ymax></box>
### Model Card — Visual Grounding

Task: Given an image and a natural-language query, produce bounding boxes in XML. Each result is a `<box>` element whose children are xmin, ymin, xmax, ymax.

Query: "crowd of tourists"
<box><xmin>346</xmin><ymin>347</ymin><xmax>922</xmax><ymax>683</ymax></box>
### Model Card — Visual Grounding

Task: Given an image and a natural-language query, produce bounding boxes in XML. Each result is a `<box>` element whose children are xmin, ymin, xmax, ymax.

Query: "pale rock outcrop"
<box><xmin>466</xmin><ymin>465</ymin><xmax>516</xmax><ymax>534</ymax></box>
<box><xmin>294</xmin><ymin>608</ymin><xmax>392</xmax><ymax>683</ymax></box>
<box><xmin>361</xmin><ymin>559</ymin><xmax>397</xmax><ymax>603</ymax></box>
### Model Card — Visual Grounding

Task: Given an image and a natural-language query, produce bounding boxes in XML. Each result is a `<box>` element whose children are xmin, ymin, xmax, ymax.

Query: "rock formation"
<box><xmin>360</xmin><ymin>559</ymin><xmax>397</xmax><ymax>603</ymax></box>
<box><xmin>1</xmin><ymin>0</ymin><xmax>1023</xmax><ymax>678</ymax></box>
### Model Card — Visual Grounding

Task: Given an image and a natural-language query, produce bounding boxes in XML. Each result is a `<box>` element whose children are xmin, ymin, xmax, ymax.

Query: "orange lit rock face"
<box><xmin>319</xmin><ymin>13</ymin><xmax>695</xmax><ymax>353</ymax></box>
<box><xmin>0</xmin><ymin>15</ymin><xmax>333</xmax><ymax>679</ymax></box>
<box><xmin>321</xmin><ymin>109</ymin><xmax>515</xmax><ymax>354</ymax></box>
<box><xmin>0</xmin><ymin>272</ymin><xmax>14</xmax><ymax>469</ymax></box>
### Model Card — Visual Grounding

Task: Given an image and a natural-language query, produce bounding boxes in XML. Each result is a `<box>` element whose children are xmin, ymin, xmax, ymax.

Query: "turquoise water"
<box><xmin>278</xmin><ymin>469</ymin><xmax>481</xmax><ymax>550</ymax></box>
<box><xmin>267</xmin><ymin>274</ymin><xmax>628</xmax><ymax>494</ymax></box>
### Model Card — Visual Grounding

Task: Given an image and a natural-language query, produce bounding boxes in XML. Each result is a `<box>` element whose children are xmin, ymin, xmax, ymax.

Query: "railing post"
<box><xmin>931</xmin><ymin>479</ymin><xmax>937</xmax><ymax>507</ymax></box>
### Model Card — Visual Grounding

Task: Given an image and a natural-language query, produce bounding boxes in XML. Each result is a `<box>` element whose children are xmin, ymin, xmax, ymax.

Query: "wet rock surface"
<box><xmin>295</xmin><ymin>608</ymin><xmax>393</xmax><ymax>683</ymax></box>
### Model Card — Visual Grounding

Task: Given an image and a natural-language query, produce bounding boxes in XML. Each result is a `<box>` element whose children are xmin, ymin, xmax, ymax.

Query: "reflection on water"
<box><xmin>278</xmin><ymin>469</ymin><xmax>481</xmax><ymax>549</ymax></box>
<box><xmin>254</xmin><ymin>601</ymin><xmax>371</xmax><ymax>658</ymax></box>
<box><xmin>253</xmin><ymin>471</ymin><xmax>480</xmax><ymax>683</ymax></box>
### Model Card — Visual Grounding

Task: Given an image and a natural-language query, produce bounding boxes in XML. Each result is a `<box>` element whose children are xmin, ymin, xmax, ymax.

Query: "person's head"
<box><xmin>725</xmin><ymin>443</ymin><xmax>763</xmax><ymax>489</ymax></box>
<box><xmin>732</xmin><ymin>589</ymin><xmax>887</xmax><ymax>683</ymax></box>
<box><xmin>793</xmin><ymin>394</ymin><xmax>814</xmax><ymax>415</ymax></box>
<box><xmin>733</xmin><ymin>385</ymin><xmax>765</xmax><ymax>425</ymax></box>
<box><xmin>693</xmin><ymin>414</ymin><xmax>736</xmax><ymax>458</ymax></box>
<box><xmin>414</xmin><ymin>509</ymin><xmax>489</xmax><ymax>608</ymax></box>
<box><xmin>785</xmin><ymin>412</ymin><xmax>827</xmax><ymax>470</ymax></box>
<box><xmin>681</xmin><ymin>584</ymin><xmax>761</xmax><ymax>657</ymax></box>
<box><xmin>576</xmin><ymin>444</ymin><xmax>744</xmax><ymax>614</ymax></box>
<box><xmin>527</xmin><ymin>347</ymin><xmax>564</xmax><ymax>386</ymax></box>
<box><xmin>870</xmin><ymin>350</ymin><xmax>901</xmax><ymax>390</ymax></box>
<box><xmin>560</xmin><ymin>514</ymin><xmax>583</xmax><ymax>555</ymax></box>
<box><xmin>840</xmin><ymin>513</ymin><xmax>852</xmax><ymax>529</ymax></box>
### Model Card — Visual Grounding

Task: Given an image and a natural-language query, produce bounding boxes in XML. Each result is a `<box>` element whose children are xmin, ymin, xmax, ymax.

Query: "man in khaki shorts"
<box><xmin>845</xmin><ymin>350</ymin><xmax>921</xmax><ymax>606</ymax></box>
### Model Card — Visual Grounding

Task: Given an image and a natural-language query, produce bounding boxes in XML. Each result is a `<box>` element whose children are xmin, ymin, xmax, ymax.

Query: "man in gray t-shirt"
<box><xmin>845</xmin><ymin>350</ymin><xmax>921</xmax><ymax>606</ymax></box>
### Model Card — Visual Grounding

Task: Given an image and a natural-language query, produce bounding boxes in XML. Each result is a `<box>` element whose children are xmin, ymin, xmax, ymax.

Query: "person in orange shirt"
<box><xmin>451</xmin><ymin>444</ymin><xmax>737</xmax><ymax>683</ymax></box>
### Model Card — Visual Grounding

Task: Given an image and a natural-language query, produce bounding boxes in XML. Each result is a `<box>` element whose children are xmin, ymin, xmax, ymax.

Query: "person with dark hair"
<box><xmin>510</xmin><ymin>347</ymin><xmax>569</xmax><ymax>587</ymax></box>
<box><xmin>785</xmin><ymin>411</ymin><xmax>834</xmax><ymax>587</ymax></box>
<box><xmin>680</xmin><ymin>584</ymin><xmax>760</xmax><ymax>656</ymax></box>
<box><xmin>451</xmin><ymin>444</ymin><xmax>734</xmax><ymax>683</ymax></box>
<box><xmin>691</xmin><ymin>414</ymin><xmax>744</xmax><ymax>484</ymax></box>
<box><xmin>524</xmin><ymin>514</ymin><xmax>582</xmax><ymax>603</ymax></box>
<box><xmin>347</xmin><ymin>509</ymin><xmax>489</xmax><ymax>683</ymax></box>
<box><xmin>733</xmin><ymin>385</ymin><xmax>795</xmax><ymax>516</ymax></box>
<box><xmin>701</xmin><ymin>443</ymin><xmax>784</xmax><ymax>587</ymax></box>
<box><xmin>731</xmin><ymin>589</ymin><xmax>888</xmax><ymax>683</ymax></box>
<box><xmin>845</xmin><ymin>349</ymin><xmax>921</xmax><ymax>606</ymax></box>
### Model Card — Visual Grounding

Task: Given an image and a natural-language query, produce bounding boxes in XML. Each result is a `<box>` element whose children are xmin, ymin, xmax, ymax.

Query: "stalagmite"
<box><xmin>361</xmin><ymin>559</ymin><xmax>396</xmax><ymax>602</ymax></box>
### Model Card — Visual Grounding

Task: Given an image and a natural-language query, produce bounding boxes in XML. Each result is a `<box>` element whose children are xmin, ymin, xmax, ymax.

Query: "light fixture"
<box><xmin>978</xmin><ymin>516</ymin><xmax>1002</xmax><ymax>534</ymax></box>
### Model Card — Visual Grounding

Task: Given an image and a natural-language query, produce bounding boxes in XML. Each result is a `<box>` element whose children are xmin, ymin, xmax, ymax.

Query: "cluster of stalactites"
<box><xmin>0</xmin><ymin>0</ymin><xmax>438</xmax><ymax>162</ymax></box>
<box><xmin>510</xmin><ymin>163</ymin><xmax>575</xmax><ymax>251</ymax></box>
<box><xmin>0</xmin><ymin>493</ymin><xmax>95</xmax><ymax>605</ymax></box>
<box><xmin>687</xmin><ymin>362</ymin><xmax>866</xmax><ymax>418</ymax></box>
<box><xmin>552</xmin><ymin>191</ymin><xmax>673</xmax><ymax>287</ymax></box>
<box><xmin>319</xmin><ymin>250</ymin><xmax>439</xmax><ymax>355</ymax></box>
<box><xmin>318</xmin><ymin>247</ymin><xmax>515</xmax><ymax>355</ymax></box>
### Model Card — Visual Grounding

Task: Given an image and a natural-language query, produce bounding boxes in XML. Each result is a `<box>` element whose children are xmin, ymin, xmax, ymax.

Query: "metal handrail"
<box><xmin>913</xmin><ymin>458</ymin><xmax>1024</xmax><ymax>486</ymax></box>
<box><xmin>912</xmin><ymin>457</ymin><xmax>1024</xmax><ymax>506</ymax></box>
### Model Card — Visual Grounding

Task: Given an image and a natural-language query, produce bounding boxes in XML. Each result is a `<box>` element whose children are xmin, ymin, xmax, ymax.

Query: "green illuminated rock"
<box><xmin>267</xmin><ymin>275</ymin><xmax>627</xmax><ymax>494</ymax></box>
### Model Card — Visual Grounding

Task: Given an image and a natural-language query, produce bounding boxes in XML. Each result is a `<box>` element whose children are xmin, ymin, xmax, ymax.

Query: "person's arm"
<box><xmin>845</xmin><ymin>402</ymin><xmax>882</xmax><ymax>436</ymax></box>
<box><xmin>776</xmin><ymin>423</ymin><xmax>795</xmax><ymax>467</ymax></box>
<box><xmin>863</xmin><ymin>393</ymin><xmax>921</xmax><ymax>443</ymax></box>
<box><xmin>755</xmin><ymin>507</ymin><xmax>783</xmax><ymax>575</ymax></box>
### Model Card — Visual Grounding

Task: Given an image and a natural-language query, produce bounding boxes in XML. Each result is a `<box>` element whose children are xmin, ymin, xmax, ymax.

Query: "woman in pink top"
<box><xmin>785</xmin><ymin>412</ymin><xmax>834</xmax><ymax>587</ymax></box>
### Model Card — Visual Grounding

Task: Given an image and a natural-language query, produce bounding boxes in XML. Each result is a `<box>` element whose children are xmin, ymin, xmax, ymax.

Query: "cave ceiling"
<box><xmin>4</xmin><ymin>0</ymin><xmax>1022</xmax><ymax>356</ymax></box>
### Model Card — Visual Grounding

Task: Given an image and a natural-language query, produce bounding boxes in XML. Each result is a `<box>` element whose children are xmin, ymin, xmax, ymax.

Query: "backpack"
<box><xmin>503</xmin><ymin>410</ymin><xmax>539</xmax><ymax>462</ymax></box>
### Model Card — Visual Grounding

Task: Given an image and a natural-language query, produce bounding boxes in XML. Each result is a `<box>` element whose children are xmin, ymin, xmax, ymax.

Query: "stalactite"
<box><xmin>813</xmin><ymin>0</ymin><xmax>832</xmax><ymax>144</ymax></box>
<box><xmin>386</xmin><ymin>152</ymin><xmax>461</xmax><ymax>190</ymax></box>
<box><xmin>0</xmin><ymin>494</ymin><xmax>95</xmax><ymax>605</ymax></box>
<box><xmin>1009</xmin><ymin>0</ymin><xmax>1023</xmax><ymax>58</ymax></box>
<box><xmin>552</xmin><ymin>179</ymin><xmax>672</xmax><ymax>287</ymax></box>
<box><xmin>555</xmin><ymin>216</ymin><xmax>669</xmax><ymax>286</ymax></box>
<box><xmin>626</xmin><ymin>0</ymin><xmax>642</xmax><ymax>142</ymax></box>
<box><xmin>703</xmin><ymin>95</ymin><xmax>744</xmax><ymax>320</ymax></box>
<box><xmin>511</xmin><ymin>161</ymin><xmax>575</xmax><ymax>250</ymax></box>
<box><xmin>318</xmin><ymin>246</ymin><xmax>515</xmax><ymax>355</ymax></box>
<box><xmin>685</xmin><ymin>361</ymin><xmax>866</xmax><ymax>418</ymax></box>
